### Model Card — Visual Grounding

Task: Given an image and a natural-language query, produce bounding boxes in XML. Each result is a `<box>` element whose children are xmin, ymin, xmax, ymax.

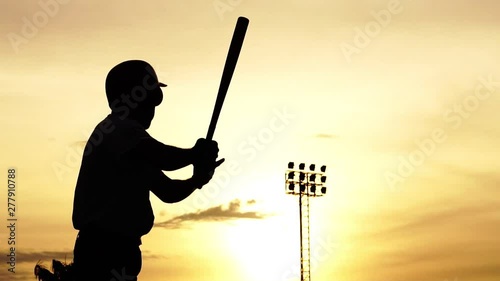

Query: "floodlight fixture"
<box><xmin>310</xmin><ymin>174</ymin><xmax>316</xmax><ymax>182</ymax></box>
<box><xmin>300</xmin><ymin>184</ymin><xmax>306</xmax><ymax>192</ymax></box>
<box><xmin>288</xmin><ymin>183</ymin><xmax>295</xmax><ymax>191</ymax></box>
<box><xmin>320</xmin><ymin>165</ymin><xmax>326</xmax><ymax>173</ymax></box>
<box><xmin>299</xmin><ymin>163</ymin><xmax>305</xmax><ymax>170</ymax></box>
<box><xmin>299</xmin><ymin>172</ymin><xmax>305</xmax><ymax>181</ymax></box>
<box><xmin>310</xmin><ymin>184</ymin><xmax>316</xmax><ymax>193</ymax></box>
<box><xmin>321</xmin><ymin>175</ymin><xmax>327</xmax><ymax>183</ymax></box>
<box><xmin>288</xmin><ymin>162</ymin><xmax>294</xmax><ymax>169</ymax></box>
<box><xmin>287</xmin><ymin>172</ymin><xmax>295</xmax><ymax>180</ymax></box>
<box><xmin>309</xmin><ymin>164</ymin><xmax>315</xmax><ymax>171</ymax></box>
<box><xmin>321</xmin><ymin>187</ymin><xmax>327</xmax><ymax>194</ymax></box>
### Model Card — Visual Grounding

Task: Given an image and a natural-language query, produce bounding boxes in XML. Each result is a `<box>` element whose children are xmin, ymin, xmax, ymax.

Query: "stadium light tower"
<box><xmin>285</xmin><ymin>162</ymin><xmax>328</xmax><ymax>281</ymax></box>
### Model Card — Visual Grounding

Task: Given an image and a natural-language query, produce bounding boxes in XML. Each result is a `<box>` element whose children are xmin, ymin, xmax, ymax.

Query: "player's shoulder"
<box><xmin>98</xmin><ymin>114</ymin><xmax>152</xmax><ymax>144</ymax></box>
<box><xmin>82</xmin><ymin>114</ymin><xmax>152</xmax><ymax>158</ymax></box>
<box><xmin>96</xmin><ymin>114</ymin><xmax>146</xmax><ymax>134</ymax></box>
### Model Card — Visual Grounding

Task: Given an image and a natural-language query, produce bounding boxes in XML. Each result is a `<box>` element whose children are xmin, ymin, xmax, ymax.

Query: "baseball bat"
<box><xmin>206</xmin><ymin>16</ymin><xmax>249</xmax><ymax>140</ymax></box>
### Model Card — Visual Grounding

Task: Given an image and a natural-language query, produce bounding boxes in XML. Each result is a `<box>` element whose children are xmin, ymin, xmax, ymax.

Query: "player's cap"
<box><xmin>105</xmin><ymin>60</ymin><xmax>167</xmax><ymax>108</ymax></box>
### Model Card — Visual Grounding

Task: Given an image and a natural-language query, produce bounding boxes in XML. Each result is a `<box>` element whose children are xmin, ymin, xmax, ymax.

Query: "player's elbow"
<box><xmin>154</xmin><ymin>189</ymin><xmax>183</xmax><ymax>204</ymax></box>
<box><xmin>160</xmin><ymin>196</ymin><xmax>182</xmax><ymax>204</ymax></box>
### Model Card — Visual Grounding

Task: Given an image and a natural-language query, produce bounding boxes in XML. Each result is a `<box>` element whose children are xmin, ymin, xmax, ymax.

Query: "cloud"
<box><xmin>314</xmin><ymin>133</ymin><xmax>340</xmax><ymax>139</ymax></box>
<box><xmin>376</xmin><ymin>247</ymin><xmax>500</xmax><ymax>281</ymax></box>
<box><xmin>347</xmin><ymin>196</ymin><xmax>500</xmax><ymax>280</ymax></box>
<box><xmin>141</xmin><ymin>250</ymin><xmax>168</xmax><ymax>260</ymax></box>
<box><xmin>428</xmin><ymin>162</ymin><xmax>500</xmax><ymax>191</ymax></box>
<box><xmin>14</xmin><ymin>250</ymin><xmax>167</xmax><ymax>281</ymax></box>
<box><xmin>377</xmin><ymin>203</ymin><xmax>498</xmax><ymax>238</ymax></box>
<box><xmin>380</xmin><ymin>242</ymin><xmax>500</xmax><ymax>269</ymax></box>
<box><xmin>0</xmin><ymin>269</ymin><xmax>31</xmax><ymax>281</ymax></box>
<box><xmin>16</xmin><ymin>249</ymin><xmax>165</xmax><ymax>266</ymax></box>
<box><xmin>17</xmin><ymin>250</ymin><xmax>74</xmax><ymax>264</ymax></box>
<box><xmin>154</xmin><ymin>199</ymin><xmax>268</xmax><ymax>229</ymax></box>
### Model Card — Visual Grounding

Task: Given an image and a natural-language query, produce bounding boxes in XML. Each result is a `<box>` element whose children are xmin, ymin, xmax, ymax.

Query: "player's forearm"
<box><xmin>139</xmin><ymin>139</ymin><xmax>195</xmax><ymax>171</ymax></box>
<box><xmin>155</xmin><ymin>144</ymin><xmax>194</xmax><ymax>171</ymax></box>
<box><xmin>156</xmin><ymin>178</ymin><xmax>201</xmax><ymax>203</ymax></box>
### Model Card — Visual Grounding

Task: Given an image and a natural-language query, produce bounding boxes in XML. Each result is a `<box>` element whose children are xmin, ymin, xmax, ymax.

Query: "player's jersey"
<box><xmin>72</xmin><ymin>113</ymin><xmax>155</xmax><ymax>238</ymax></box>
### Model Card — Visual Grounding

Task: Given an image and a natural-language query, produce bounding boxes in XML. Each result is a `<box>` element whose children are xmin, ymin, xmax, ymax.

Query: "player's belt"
<box><xmin>77</xmin><ymin>227</ymin><xmax>142</xmax><ymax>246</ymax></box>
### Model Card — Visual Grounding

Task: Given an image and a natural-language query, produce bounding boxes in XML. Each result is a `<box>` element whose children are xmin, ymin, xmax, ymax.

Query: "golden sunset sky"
<box><xmin>1</xmin><ymin>1</ymin><xmax>499</xmax><ymax>280</ymax></box>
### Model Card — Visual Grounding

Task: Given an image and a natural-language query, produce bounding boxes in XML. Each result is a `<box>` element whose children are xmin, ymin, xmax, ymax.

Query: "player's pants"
<box><xmin>73</xmin><ymin>229</ymin><xmax>142</xmax><ymax>281</ymax></box>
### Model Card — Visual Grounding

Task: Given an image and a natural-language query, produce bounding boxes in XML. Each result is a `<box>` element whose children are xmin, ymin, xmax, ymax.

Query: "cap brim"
<box><xmin>159</xmin><ymin>82</ymin><xmax>167</xmax><ymax>87</ymax></box>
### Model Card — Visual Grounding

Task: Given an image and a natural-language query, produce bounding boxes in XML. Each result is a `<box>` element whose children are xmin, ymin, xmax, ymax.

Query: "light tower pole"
<box><xmin>285</xmin><ymin>162</ymin><xmax>327</xmax><ymax>281</ymax></box>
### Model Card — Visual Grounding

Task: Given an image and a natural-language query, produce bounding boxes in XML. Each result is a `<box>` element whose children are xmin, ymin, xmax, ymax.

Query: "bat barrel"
<box><xmin>206</xmin><ymin>17</ymin><xmax>249</xmax><ymax>140</ymax></box>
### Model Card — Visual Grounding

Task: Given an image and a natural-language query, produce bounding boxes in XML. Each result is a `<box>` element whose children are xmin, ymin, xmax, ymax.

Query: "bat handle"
<box><xmin>206</xmin><ymin>130</ymin><xmax>214</xmax><ymax>141</ymax></box>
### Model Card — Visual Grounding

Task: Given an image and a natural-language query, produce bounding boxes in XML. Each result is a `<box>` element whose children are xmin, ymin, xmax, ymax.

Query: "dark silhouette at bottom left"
<box><xmin>34</xmin><ymin>259</ymin><xmax>74</xmax><ymax>281</ymax></box>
